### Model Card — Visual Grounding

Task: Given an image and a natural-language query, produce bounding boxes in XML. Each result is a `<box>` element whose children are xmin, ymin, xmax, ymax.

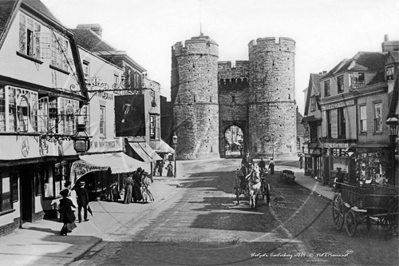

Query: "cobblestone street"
<box><xmin>71</xmin><ymin>159</ymin><xmax>399</xmax><ymax>266</ymax></box>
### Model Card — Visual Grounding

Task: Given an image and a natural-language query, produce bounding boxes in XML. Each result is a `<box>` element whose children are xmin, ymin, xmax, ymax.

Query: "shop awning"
<box><xmin>151</xmin><ymin>139</ymin><xmax>175</xmax><ymax>154</ymax></box>
<box><xmin>70</xmin><ymin>152</ymin><xmax>149</xmax><ymax>186</ymax></box>
<box><xmin>129</xmin><ymin>142</ymin><xmax>154</xmax><ymax>162</ymax></box>
<box><xmin>138</xmin><ymin>142</ymin><xmax>163</xmax><ymax>161</ymax></box>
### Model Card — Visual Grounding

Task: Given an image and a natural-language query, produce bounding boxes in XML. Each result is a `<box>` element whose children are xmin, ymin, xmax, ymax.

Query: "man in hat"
<box><xmin>74</xmin><ymin>181</ymin><xmax>90</xmax><ymax>222</ymax></box>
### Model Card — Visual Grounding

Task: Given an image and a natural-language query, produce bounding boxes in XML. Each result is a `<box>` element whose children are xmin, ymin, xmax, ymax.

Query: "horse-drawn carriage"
<box><xmin>234</xmin><ymin>165</ymin><xmax>270</xmax><ymax>208</ymax></box>
<box><xmin>332</xmin><ymin>181</ymin><xmax>399</xmax><ymax>238</ymax></box>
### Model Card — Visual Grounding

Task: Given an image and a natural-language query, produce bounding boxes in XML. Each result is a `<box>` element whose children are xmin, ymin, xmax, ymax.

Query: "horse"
<box><xmin>141</xmin><ymin>173</ymin><xmax>154</xmax><ymax>202</ymax></box>
<box><xmin>234</xmin><ymin>167</ymin><xmax>249</xmax><ymax>205</ymax></box>
<box><xmin>246</xmin><ymin>164</ymin><xmax>262</xmax><ymax>208</ymax></box>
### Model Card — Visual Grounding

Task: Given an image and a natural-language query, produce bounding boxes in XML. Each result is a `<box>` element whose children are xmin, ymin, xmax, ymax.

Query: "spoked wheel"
<box><xmin>345</xmin><ymin>209</ymin><xmax>357</xmax><ymax>237</ymax></box>
<box><xmin>332</xmin><ymin>194</ymin><xmax>345</xmax><ymax>230</ymax></box>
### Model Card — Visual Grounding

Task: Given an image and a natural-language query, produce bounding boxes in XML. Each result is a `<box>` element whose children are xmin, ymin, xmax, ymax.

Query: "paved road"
<box><xmin>71</xmin><ymin>159</ymin><xmax>399</xmax><ymax>266</ymax></box>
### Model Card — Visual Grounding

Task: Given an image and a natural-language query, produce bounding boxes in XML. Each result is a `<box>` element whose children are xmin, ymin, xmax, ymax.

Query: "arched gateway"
<box><xmin>171</xmin><ymin>34</ymin><xmax>297</xmax><ymax>160</ymax></box>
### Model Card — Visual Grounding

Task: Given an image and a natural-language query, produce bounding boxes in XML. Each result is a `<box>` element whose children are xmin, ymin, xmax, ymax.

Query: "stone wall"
<box><xmin>171</xmin><ymin>35</ymin><xmax>298</xmax><ymax>160</ymax></box>
<box><xmin>171</xmin><ymin>35</ymin><xmax>220</xmax><ymax>159</ymax></box>
<box><xmin>248</xmin><ymin>37</ymin><xmax>297</xmax><ymax>158</ymax></box>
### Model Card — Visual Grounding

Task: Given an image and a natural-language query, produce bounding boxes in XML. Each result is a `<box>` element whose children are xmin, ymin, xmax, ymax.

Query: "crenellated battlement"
<box><xmin>172</xmin><ymin>35</ymin><xmax>219</xmax><ymax>57</ymax></box>
<box><xmin>249</xmin><ymin>37</ymin><xmax>295</xmax><ymax>54</ymax></box>
<box><xmin>218</xmin><ymin>60</ymin><xmax>249</xmax><ymax>79</ymax></box>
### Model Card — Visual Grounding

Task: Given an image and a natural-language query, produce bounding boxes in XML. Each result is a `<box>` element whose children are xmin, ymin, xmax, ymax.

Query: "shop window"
<box><xmin>150</xmin><ymin>114</ymin><xmax>160</xmax><ymax>140</ymax></box>
<box><xmin>373</xmin><ymin>102</ymin><xmax>382</xmax><ymax>133</ymax></box>
<box><xmin>43</xmin><ymin>164</ymin><xmax>54</xmax><ymax>198</ymax></box>
<box><xmin>324</xmin><ymin>80</ymin><xmax>330</xmax><ymax>97</ymax></box>
<box><xmin>17</xmin><ymin>95</ymin><xmax>29</xmax><ymax>132</ymax></box>
<box><xmin>34</xmin><ymin>165</ymin><xmax>42</xmax><ymax>196</ymax></box>
<box><xmin>0</xmin><ymin>168</ymin><xmax>18</xmax><ymax>208</ymax></box>
<box><xmin>360</xmin><ymin>105</ymin><xmax>367</xmax><ymax>132</ymax></box>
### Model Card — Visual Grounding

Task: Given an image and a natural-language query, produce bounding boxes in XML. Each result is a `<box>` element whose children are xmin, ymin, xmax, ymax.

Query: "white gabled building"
<box><xmin>0</xmin><ymin>0</ymin><xmax>88</xmax><ymax>235</ymax></box>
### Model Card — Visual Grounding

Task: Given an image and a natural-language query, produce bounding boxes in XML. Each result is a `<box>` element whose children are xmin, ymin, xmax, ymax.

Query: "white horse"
<box><xmin>246</xmin><ymin>164</ymin><xmax>262</xmax><ymax>208</ymax></box>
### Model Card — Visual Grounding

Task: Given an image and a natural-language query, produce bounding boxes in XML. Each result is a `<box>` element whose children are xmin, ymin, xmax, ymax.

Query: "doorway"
<box><xmin>19</xmin><ymin>165</ymin><xmax>34</xmax><ymax>223</ymax></box>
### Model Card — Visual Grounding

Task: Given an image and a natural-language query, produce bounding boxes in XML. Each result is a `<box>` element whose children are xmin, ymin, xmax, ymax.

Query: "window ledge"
<box><xmin>0</xmin><ymin>209</ymin><xmax>16</xmax><ymax>216</ymax></box>
<box><xmin>373</xmin><ymin>132</ymin><xmax>383</xmax><ymax>135</ymax></box>
<box><xmin>49</xmin><ymin>65</ymin><xmax>70</xmax><ymax>75</ymax></box>
<box><xmin>16</xmin><ymin>52</ymin><xmax>43</xmax><ymax>64</ymax></box>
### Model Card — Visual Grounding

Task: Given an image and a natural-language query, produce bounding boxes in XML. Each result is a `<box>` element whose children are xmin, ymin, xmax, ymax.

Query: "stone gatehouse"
<box><xmin>171</xmin><ymin>34</ymin><xmax>297</xmax><ymax>160</ymax></box>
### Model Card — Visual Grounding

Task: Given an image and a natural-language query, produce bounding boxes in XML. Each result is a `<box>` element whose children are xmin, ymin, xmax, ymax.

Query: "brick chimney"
<box><xmin>76</xmin><ymin>24</ymin><xmax>103</xmax><ymax>37</ymax></box>
<box><xmin>382</xmin><ymin>34</ymin><xmax>399</xmax><ymax>52</ymax></box>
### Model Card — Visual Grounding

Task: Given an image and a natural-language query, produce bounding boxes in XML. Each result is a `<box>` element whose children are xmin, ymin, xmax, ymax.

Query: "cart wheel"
<box><xmin>332</xmin><ymin>194</ymin><xmax>345</xmax><ymax>230</ymax></box>
<box><xmin>345</xmin><ymin>209</ymin><xmax>357</xmax><ymax>237</ymax></box>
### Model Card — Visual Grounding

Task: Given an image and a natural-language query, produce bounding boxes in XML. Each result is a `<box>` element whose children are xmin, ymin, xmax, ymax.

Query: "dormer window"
<box><xmin>350</xmin><ymin>72</ymin><xmax>365</xmax><ymax>89</ymax></box>
<box><xmin>386</xmin><ymin>66</ymin><xmax>394</xmax><ymax>81</ymax></box>
<box><xmin>337</xmin><ymin>75</ymin><xmax>344</xmax><ymax>93</ymax></box>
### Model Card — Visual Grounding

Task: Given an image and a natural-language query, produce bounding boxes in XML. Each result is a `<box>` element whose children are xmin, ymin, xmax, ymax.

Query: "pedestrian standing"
<box><xmin>74</xmin><ymin>181</ymin><xmax>90</xmax><ymax>223</ymax></box>
<box><xmin>123</xmin><ymin>175</ymin><xmax>134</xmax><ymax>204</ymax></box>
<box><xmin>166</xmin><ymin>161</ymin><xmax>174</xmax><ymax>177</ymax></box>
<box><xmin>132</xmin><ymin>168</ymin><xmax>143</xmax><ymax>202</ymax></box>
<box><xmin>268</xmin><ymin>157</ymin><xmax>275</xmax><ymax>175</ymax></box>
<box><xmin>59</xmin><ymin>189</ymin><xmax>77</xmax><ymax>236</ymax></box>
<box><xmin>299</xmin><ymin>155</ymin><xmax>303</xmax><ymax>169</ymax></box>
<box><xmin>159</xmin><ymin>160</ymin><xmax>164</xmax><ymax>176</ymax></box>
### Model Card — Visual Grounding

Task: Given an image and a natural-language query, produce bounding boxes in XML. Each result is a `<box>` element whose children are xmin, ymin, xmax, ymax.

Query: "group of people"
<box><xmin>123</xmin><ymin>167</ymin><xmax>154</xmax><ymax>204</ymax></box>
<box><xmin>153</xmin><ymin>160</ymin><xmax>174</xmax><ymax>177</ymax></box>
<box><xmin>58</xmin><ymin>180</ymin><xmax>90</xmax><ymax>236</ymax></box>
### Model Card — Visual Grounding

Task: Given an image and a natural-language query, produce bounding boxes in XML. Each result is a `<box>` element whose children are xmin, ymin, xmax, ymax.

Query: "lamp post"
<box><xmin>386</xmin><ymin>116</ymin><xmax>398</xmax><ymax>185</ymax></box>
<box><xmin>172</xmin><ymin>134</ymin><xmax>178</xmax><ymax>178</ymax></box>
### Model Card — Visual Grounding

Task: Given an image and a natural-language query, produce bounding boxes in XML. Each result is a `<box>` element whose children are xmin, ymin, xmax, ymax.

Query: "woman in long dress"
<box><xmin>59</xmin><ymin>189</ymin><xmax>77</xmax><ymax>236</ymax></box>
<box><xmin>166</xmin><ymin>162</ymin><xmax>173</xmax><ymax>177</ymax></box>
<box><xmin>132</xmin><ymin>168</ymin><xmax>143</xmax><ymax>202</ymax></box>
<box><xmin>123</xmin><ymin>175</ymin><xmax>134</xmax><ymax>204</ymax></box>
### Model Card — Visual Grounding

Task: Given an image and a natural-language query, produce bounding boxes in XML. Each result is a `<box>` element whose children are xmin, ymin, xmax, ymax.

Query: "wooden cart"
<box><xmin>332</xmin><ymin>182</ymin><xmax>399</xmax><ymax>237</ymax></box>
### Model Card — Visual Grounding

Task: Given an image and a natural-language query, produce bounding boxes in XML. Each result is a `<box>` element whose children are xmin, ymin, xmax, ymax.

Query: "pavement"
<box><xmin>0</xmin><ymin>159</ymin><xmax>335</xmax><ymax>266</ymax></box>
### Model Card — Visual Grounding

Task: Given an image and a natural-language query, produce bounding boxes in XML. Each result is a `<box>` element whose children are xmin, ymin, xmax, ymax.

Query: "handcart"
<box><xmin>332</xmin><ymin>182</ymin><xmax>399</xmax><ymax>238</ymax></box>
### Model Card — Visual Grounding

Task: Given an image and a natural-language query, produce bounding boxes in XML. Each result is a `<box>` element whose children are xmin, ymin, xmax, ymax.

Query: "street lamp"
<box><xmin>172</xmin><ymin>134</ymin><xmax>178</xmax><ymax>178</ymax></box>
<box><xmin>72</xmin><ymin>124</ymin><xmax>91</xmax><ymax>153</ymax></box>
<box><xmin>386</xmin><ymin>116</ymin><xmax>398</xmax><ymax>185</ymax></box>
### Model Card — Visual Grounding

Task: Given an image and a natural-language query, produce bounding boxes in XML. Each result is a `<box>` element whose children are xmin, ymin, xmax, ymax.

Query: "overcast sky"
<box><xmin>42</xmin><ymin>0</ymin><xmax>399</xmax><ymax>113</ymax></box>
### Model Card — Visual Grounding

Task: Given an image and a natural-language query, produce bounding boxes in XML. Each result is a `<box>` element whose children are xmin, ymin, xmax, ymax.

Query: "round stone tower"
<box><xmin>248</xmin><ymin>37</ymin><xmax>297</xmax><ymax>159</ymax></box>
<box><xmin>171</xmin><ymin>35</ymin><xmax>220</xmax><ymax>160</ymax></box>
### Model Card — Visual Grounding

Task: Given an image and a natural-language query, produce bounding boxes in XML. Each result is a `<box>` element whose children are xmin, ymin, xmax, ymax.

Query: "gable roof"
<box><xmin>304</xmin><ymin>73</ymin><xmax>323</xmax><ymax>116</ymax></box>
<box><xmin>0</xmin><ymin>0</ymin><xmax>19</xmax><ymax>48</ymax></box>
<box><xmin>22</xmin><ymin>0</ymin><xmax>60</xmax><ymax>23</ymax></box>
<box><xmin>322</xmin><ymin>52</ymin><xmax>387</xmax><ymax>80</ymax></box>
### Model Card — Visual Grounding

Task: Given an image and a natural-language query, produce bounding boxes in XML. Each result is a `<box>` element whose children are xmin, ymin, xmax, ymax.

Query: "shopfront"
<box><xmin>321</xmin><ymin>142</ymin><xmax>355</xmax><ymax>187</ymax></box>
<box><xmin>69</xmin><ymin>138</ymin><xmax>149</xmax><ymax>200</ymax></box>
